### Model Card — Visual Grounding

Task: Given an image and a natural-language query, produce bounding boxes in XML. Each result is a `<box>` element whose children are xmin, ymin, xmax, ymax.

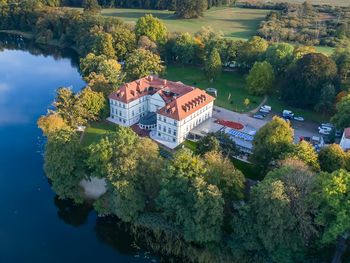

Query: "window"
<box><xmin>173</xmin><ymin>130</ymin><xmax>176</xmax><ymax>136</ymax></box>
<box><xmin>163</xmin><ymin>117</ymin><xmax>166</xmax><ymax>122</ymax></box>
<box><xmin>173</xmin><ymin>138</ymin><xmax>176</xmax><ymax>142</ymax></box>
<box><xmin>132</xmin><ymin>110</ymin><xmax>134</xmax><ymax>116</ymax></box>
<box><xmin>158</xmin><ymin>133</ymin><xmax>161</xmax><ymax>136</ymax></box>
<box><xmin>163</xmin><ymin>127</ymin><xmax>166</xmax><ymax>132</ymax></box>
<box><xmin>159</xmin><ymin>125</ymin><xmax>162</xmax><ymax>130</ymax></box>
<box><xmin>168</xmin><ymin>128</ymin><xmax>171</xmax><ymax>134</ymax></box>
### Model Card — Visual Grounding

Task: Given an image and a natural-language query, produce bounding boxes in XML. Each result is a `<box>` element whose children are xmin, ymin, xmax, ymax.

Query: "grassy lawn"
<box><xmin>81</xmin><ymin>121</ymin><xmax>117</xmax><ymax>146</ymax></box>
<box><xmin>315</xmin><ymin>45</ymin><xmax>335</xmax><ymax>56</ymax></box>
<box><xmin>247</xmin><ymin>0</ymin><xmax>350</xmax><ymax>6</ymax></box>
<box><xmin>101</xmin><ymin>7</ymin><xmax>269</xmax><ymax>40</ymax></box>
<box><xmin>266</xmin><ymin>94</ymin><xmax>330</xmax><ymax>123</ymax></box>
<box><xmin>164</xmin><ymin>65</ymin><xmax>263</xmax><ymax>112</ymax></box>
<box><xmin>231</xmin><ymin>158</ymin><xmax>261</xmax><ymax>181</ymax></box>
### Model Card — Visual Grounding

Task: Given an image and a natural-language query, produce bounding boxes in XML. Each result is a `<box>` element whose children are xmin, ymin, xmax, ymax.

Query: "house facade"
<box><xmin>340</xmin><ymin>127</ymin><xmax>350</xmax><ymax>151</ymax></box>
<box><xmin>108</xmin><ymin>75</ymin><xmax>215</xmax><ymax>146</ymax></box>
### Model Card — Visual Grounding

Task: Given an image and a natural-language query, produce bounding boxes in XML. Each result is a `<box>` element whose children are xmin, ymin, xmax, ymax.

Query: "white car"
<box><xmin>259</xmin><ymin>108</ymin><xmax>270</xmax><ymax>113</ymax></box>
<box><xmin>294</xmin><ymin>116</ymin><xmax>304</xmax><ymax>121</ymax></box>
<box><xmin>318</xmin><ymin>126</ymin><xmax>332</xmax><ymax>132</ymax></box>
<box><xmin>261</xmin><ymin>105</ymin><xmax>272</xmax><ymax>111</ymax></box>
<box><xmin>319</xmin><ymin>128</ymin><xmax>331</xmax><ymax>135</ymax></box>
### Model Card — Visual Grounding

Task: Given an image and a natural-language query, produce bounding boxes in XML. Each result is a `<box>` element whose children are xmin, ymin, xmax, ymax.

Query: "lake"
<box><xmin>0</xmin><ymin>34</ymin><xmax>157</xmax><ymax>263</ymax></box>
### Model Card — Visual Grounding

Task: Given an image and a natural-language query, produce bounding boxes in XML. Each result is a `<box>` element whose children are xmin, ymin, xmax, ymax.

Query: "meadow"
<box><xmin>101</xmin><ymin>7</ymin><xmax>269</xmax><ymax>40</ymax></box>
<box><xmin>165</xmin><ymin>65</ymin><xmax>262</xmax><ymax>112</ymax></box>
<box><xmin>249</xmin><ymin>0</ymin><xmax>349</xmax><ymax>6</ymax></box>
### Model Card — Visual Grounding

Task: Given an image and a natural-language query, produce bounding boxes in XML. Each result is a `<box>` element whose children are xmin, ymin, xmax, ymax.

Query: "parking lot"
<box><xmin>212</xmin><ymin>106</ymin><xmax>322</xmax><ymax>144</ymax></box>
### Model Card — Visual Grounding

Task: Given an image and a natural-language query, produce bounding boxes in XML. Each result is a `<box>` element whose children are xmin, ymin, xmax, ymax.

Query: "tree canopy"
<box><xmin>125</xmin><ymin>48</ymin><xmax>164</xmax><ymax>80</ymax></box>
<box><xmin>135</xmin><ymin>14</ymin><xmax>168</xmax><ymax>44</ymax></box>
<box><xmin>251</xmin><ymin>116</ymin><xmax>294</xmax><ymax>171</ymax></box>
<box><xmin>246</xmin><ymin>61</ymin><xmax>275</xmax><ymax>95</ymax></box>
<box><xmin>281</xmin><ymin>53</ymin><xmax>339</xmax><ymax>109</ymax></box>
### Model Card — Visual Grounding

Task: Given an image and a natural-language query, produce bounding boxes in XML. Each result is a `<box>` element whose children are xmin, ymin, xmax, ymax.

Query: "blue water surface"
<box><xmin>0</xmin><ymin>42</ymin><xmax>154</xmax><ymax>263</ymax></box>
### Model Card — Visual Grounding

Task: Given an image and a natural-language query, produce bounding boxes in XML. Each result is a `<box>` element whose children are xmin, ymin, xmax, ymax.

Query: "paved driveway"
<box><xmin>213</xmin><ymin>106</ymin><xmax>322</xmax><ymax>143</ymax></box>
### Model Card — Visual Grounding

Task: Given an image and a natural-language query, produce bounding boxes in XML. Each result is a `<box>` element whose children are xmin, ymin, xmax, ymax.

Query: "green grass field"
<box><xmin>165</xmin><ymin>65</ymin><xmax>262</xmax><ymax>112</ymax></box>
<box><xmin>245</xmin><ymin>0</ymin><xmax>349</xmax><ymax>6</ymax></box>
<box><xmin>81</xmin><ymin>121</ymin><xmax>117</xmax><ymax>146</ymax></box>
<box><xmin>101</xmin><ymin>7</ymin><xmax>269</xmax><ymax>40</ymax></box>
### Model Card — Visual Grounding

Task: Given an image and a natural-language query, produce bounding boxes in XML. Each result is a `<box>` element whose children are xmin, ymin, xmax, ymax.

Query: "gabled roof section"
<box><xmin>157</xmin><ymin>88</ymin><xmax>215</xmax><ymax>121</ymax></box>
<box><xmin>109</xmin><ymin>75</ymin><xmax>194</xmax><ymax>104</ymax></box>
<box><xmin>344</xmin><ymin>127</ymin><xmax>350</xmax><ymax>139</ymax></box>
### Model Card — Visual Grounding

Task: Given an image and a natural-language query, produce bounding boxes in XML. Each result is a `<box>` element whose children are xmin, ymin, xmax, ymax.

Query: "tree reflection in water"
<box><xmin>54</xmin><ymin>196</ymin><xmax>92</xmax><ymax>227</ymax></box>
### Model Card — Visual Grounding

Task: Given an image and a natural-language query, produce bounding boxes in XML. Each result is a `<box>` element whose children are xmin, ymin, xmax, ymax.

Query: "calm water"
<box><xmin>0</xmin><ymin>35</ymin><xmax>156</xmax><ymax>263</ymax></box>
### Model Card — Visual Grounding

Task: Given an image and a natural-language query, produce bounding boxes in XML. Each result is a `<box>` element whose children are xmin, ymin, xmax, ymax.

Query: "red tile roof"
<box><xmin>157</xmin><ymin>88</ymin><xmax>215</xmax><ymax>121</ymax></box>
<box><xmin>109</xmin><ymin>76</ymin><xmax>193</xmax><ymax>104</ymax></box>
<box><xmin>344</xmin><ymin>127</ymin><xmax>350</xmax><ymax>139</ymax></box>
<box><xmin>109</xmin><ymin>76</ymin><xmax>215</xmax><ymax>121</ymax></box>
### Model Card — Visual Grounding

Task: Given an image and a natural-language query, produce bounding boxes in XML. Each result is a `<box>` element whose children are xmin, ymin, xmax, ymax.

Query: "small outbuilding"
<box><xmin>339</xmin><ymin>127</ymin><xmax>350</xmax><ymax>151</ymax></box>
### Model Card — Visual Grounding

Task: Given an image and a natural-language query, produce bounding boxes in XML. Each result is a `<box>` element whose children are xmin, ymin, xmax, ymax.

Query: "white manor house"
<box><xmin>108</xmin><ymin>75</ymin><xmax>215</xmax><ymax>147</ymax></box>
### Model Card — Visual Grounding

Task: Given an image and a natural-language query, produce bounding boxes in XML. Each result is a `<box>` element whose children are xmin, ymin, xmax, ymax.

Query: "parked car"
<box><xmin>294</xmin><ymin>116</ymin><xmax>304</xmax><ymax>121</ymax></box>
<box><xmin>321</xmin><ymin>123</ymin><xmax>334</xmax><ymax>129</ymax></box>
<box><xmin>283</xmin><ymin>110</ymin><xmax>294</xmax><ymax>119</ymax></box>
<box><xmin>318</xmin><ymin>126</ymin><xmax>332</xmax><ymax>132</ymax></box>
<box><xmin>259</xmin><ymin>108</ymin><xmax>270</xmax><ymax>114</ymax></box>
<box><xmin>253</xmin><ymin>114</ymin><xmax>264</xmax><ymax>119</ymax></box>
<box><xmin>261</xmin><ymin>105</ymin><xmax>272</xmax><ymax>111</ymax></box>
<box><xmin>319</xmin><ymin>128</ymin><xmax>331</xmax><ymax>135</ymax></box>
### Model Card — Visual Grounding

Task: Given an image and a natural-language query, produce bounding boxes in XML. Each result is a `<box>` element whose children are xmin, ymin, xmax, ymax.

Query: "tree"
<box><xmin>82</xmin><ymin>0</ymin><xmax>101</xmax><ymax>13</ymax></box>
<box><xmin>74</xmin><ymin>87</ymin><xmax>106</xmax><ymax>123</ymax></box>
<box><xmin>231</xmin><ymin>163</ymin><xmax>317</xmax><ymax>263</ymax></box>
<box><xmin>265</xmin><ymin>43</ymin><xmax>294</xmax><ymax>74</ymax></box>
<box><xmin>91</xmin><ymin>32</ymin><xmax>115</xmax><ymax>58</ymax></box>
<box><xmin>125</xmin><ymin>48</ymin><xmax>164</xmax><ymax>80</ymax></box>
<box><xmin>137</xmin><ymin>35</ymin><xmax>158</xmax><ymax>53</ymax></box>
<box><xmin>37</xmin><ymin>113</ymin><xmax>71</xmax><ymax>136</ymax></box>
<box><xmin>135</xmin><ymin>14</ymin><xmax>167</xmax><ymax>44</ymax></box>
<box><xmin>246</xmin><ymin>61</ymin><xmax>275</xmax><ymax>96</ymax></box>
<box><xmin>197</xmin><ymin>132</ymin><xmax>238</xmax><ymax>157</ymax></box>
<box><xmin>175</xmin><ymin>0</ymin><xmax>207</xmax><ymax>18</ymax></box>
<box><xmin>203</xmin><ymin>151</ymin><xmax>245</xmax><ymax>201</ymax></box>
<box><xmin>313</xmin><ymin>170</ymin><xmax>350</xmax><ymax>245</ymax></box>
<box><xmin>318</xmin><ymin>144</ymin><xmax>348</xmax><ymax>172</ymax></box>
<box><xmin>197</xmin><ymin>133</ymin><xmax>221</xmax><ymax>155</ymax></box>
<box><xmin>333</xmin><ymin>38</ymin><xmax>350</xmax><ymax>81</ymax></box>
<box><xmin>156</xmin><ymin>149</ymin><xmax>224</xmax><ymax>244</ymax></box>
<box><xmin>283</xmin><ymin>140</ymin><xmax>320</xmax><ymax>171</ymax></box>
<box><xmin>88</xmin><ymin>128</ymin><xmax>164</xmax><ymax>221</ymax></box>
<box><xmin>54</xmin><ymin>87</ymin><xmax>76</xmax><ymax>126</ymax></box>
<box><xmin>111</xmin><ymin>26</ymin><xmax>136</xmax><ymax>60</ymax></box>
<box><xmin>282</xmin><ymin>53</ymin><xmax>339</xmax><ymax>109</ymax></box>
<box><xmin>331</xmin><ymin>94</ymin><xmax>350</xmax><ymax>129</ymax></box>
<box><xmin>204</xmin><ymin>47</ymin><xmax>222</xmax><ymax>81</ymax></box>
<box><xmin>237</xmin><ymin>36</ymin><xmax>269</xmax><ymax>68</ymax></box>
<box><xmin>45</xmin><ymin>130</ymin><xmax>86</xmax><ymax>203</ymax></box>
<box><xmin>315</xmin><ymin>84</ymin><xmax>336</xmax><ymax>114</ymax></box>
<box><xmin>293</xmin><ymin>45</ymin><xmax>316</xmax><ymax>61</ymax></box>
<box><xmin>172</xmin><ymin>32</ymin><xmax>196</xmax><ymax>64</ymax></box>
<box><xmin>80</xmin><ymin>53</ymin><xmax>122</xmax><ymax>84</ymax></box>
<box><xmin>251</xmin><ymin>116</ymin><xmax>294</xmax><ymax>171</ymax></box>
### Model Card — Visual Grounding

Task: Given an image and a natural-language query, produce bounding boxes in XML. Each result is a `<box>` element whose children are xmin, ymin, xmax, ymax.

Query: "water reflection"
<box><xmin>0</xmin><ymin>32</ymin><xmax>80</xmax><ymax>68</ymax></box>
<box><xmin>54</xmin><ymin>196</ymin><xmax>92</xmax><ymax>227</ymax></box>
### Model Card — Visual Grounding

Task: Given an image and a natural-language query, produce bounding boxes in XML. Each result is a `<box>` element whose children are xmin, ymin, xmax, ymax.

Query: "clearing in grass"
<box><xmin>81</xmin><ymin>121</ymin><xmax>116</xmax><ymax>146</ymax></box>
<box><xmin>101</xmin><ymin>7</ymin><xmax>269</xmax><ymax>40</ymax></box>
<box><xmin>164</xmin><ymin>65</ymin><xmax>263</xmax><ymax>112</ymax></box>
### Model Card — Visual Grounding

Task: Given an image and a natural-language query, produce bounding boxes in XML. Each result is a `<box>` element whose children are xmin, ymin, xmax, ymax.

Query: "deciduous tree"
<box><xmin>246</xmin><ymin>61</ymin><xmax>275</xmax><ymax>95</ymax></box>
<box><xmin>125</xmin><ymin>48</ymin><xmax>164</xmax><ymax>80</ymax></box>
